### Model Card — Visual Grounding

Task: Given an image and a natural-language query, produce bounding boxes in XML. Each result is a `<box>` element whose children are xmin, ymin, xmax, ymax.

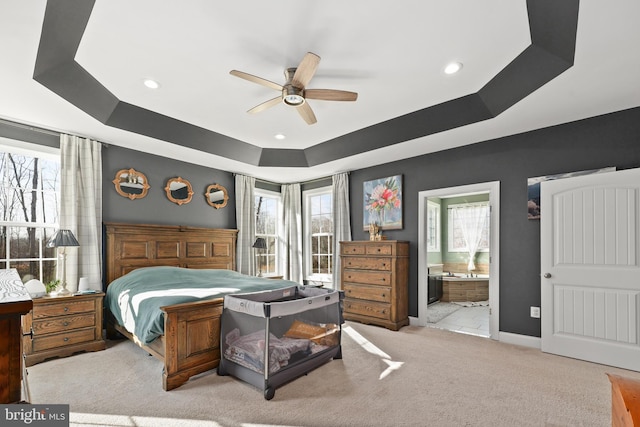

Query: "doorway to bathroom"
<box><xmin>417</xmin><ymin>181</ymin><xmax>500</xmax><ymax>339</ymax></box>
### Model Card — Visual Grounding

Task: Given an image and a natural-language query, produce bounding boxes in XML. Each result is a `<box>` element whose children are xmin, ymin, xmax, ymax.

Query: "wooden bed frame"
<box><xmin>104</xmin><ymin>222</ymin><xmax>238</xmax><ymax>391</ymax></box>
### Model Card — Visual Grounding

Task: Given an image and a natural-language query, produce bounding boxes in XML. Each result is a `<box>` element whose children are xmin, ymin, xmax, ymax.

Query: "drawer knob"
<box><xmin>63</xmin><ymin>322</ymin><xmax>69</xmax><ymax>326</ymax></box>
<box><xmin>64</xmin><ymin>307</ymin><xmax>69</xmax><ymax>312</ymax></box>
<box><xmin>63</xmin><ymin>337</ymin><xmax>69</xmax><ymax>342</ymax></box>
<box><xmin>382</xmin><ymin>294</ymin><xmax>386</xmax><ymax>298</ymax></box>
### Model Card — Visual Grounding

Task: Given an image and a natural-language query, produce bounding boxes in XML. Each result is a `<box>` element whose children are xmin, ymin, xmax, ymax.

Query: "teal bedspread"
<box><xmin>105</xmin><ymin>266</ymin><xmax>295</xmax><ymax>344</ymax></box>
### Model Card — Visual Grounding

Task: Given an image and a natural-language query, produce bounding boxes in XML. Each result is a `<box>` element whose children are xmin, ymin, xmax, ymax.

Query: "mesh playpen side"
<box><xmin>218</xmin><ymin>286</ymin><xmax>343</xmax><ymax>400</ymax></box>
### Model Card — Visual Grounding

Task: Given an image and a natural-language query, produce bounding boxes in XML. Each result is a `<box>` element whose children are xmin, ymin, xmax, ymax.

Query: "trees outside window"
<box><xmin>255</xmin><ymin>190</ymin><xmax>280</xmax><ymax>276</ymax></box>
<box><xmin>0</xmin><ymin>146</ymin><xmax>60</xmax><ymax>283</ymax></box>
<box><xmin>304</xmin><ymin>187</ymin><xmax>333</xmax><ymax>285</ymax></box>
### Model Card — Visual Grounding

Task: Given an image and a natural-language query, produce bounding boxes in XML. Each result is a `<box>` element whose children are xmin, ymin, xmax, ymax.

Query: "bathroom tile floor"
<box><xmin>433</xmin><ymin>305</ymin><xmax>490</xmax><ymax>337</ymax></box>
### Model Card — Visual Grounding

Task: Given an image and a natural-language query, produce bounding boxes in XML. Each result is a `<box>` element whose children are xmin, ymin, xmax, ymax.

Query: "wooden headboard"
<box><xmin>104</xmin><ymin>222</ymin><xmax>238</xmax><ymax>286</ymax></box>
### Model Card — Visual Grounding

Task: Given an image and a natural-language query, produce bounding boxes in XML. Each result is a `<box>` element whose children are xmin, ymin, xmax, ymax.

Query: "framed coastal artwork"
<box><xmin>363</xmin><ymin>175</ymin><xmax>403</xmax><ymax>230</ymax></box>
<box><xmin>527</xmin><ymin>167</ymin><xmax>615</xmax><ymax>219</ymax></box>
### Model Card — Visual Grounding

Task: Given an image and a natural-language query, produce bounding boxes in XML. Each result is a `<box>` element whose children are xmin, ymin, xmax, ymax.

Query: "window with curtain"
<box><xmin>0</xmin><ymin>142</ymin><xmax>60</xmax><ymax>282</ymax></box>
<box><xmin>303</xmin><ymin>187</ymin><xmax>333</xmax><ymax>284</ymax></box>
<box><xmin>447</xmin><ymin>202</ymin><xmax>490</xmax><ymax>252</ymax></box>
<box><xmin>255</xmin><ymin>190</ymin><xmax>280</xmax><ymax>276</ymax></box>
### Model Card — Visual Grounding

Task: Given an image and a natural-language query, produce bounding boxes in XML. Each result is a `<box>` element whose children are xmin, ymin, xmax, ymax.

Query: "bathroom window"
<box><xmin>447</xmin><ymin>202</ymin><xmax>490</xmax><ymax>252</ymax></box>
<box><xmin>426</xmin><ymin>200</ymin><xmax>440</xmax><ymax>251</ymax></box>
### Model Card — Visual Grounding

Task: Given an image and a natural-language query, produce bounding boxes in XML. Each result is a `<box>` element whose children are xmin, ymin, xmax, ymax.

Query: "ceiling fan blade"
<box><xmin>247</xmin><ymin>96</ymin><xmax>282</xmax><ymax>114</ymax></box>
<box><xmin>296</xmin><ymin>102</ymin><xmax>317</xmax><ymax>125</ymax></box>
<box><xmin>230</xmin><ymin>70</ymin><xmax>282</xmax><ymax>91</ymax></box>
<box><xmin>292</xmin><ymin>52</ymin><xmax>320</xmax><ymax>88</ymax></box>
<box><xmin>305</xmin><ymin>89</ymin><xmax>358</xmax><ymax>102</ymax></box>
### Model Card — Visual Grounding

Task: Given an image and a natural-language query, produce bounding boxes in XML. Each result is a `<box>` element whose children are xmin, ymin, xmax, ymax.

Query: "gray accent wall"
<box><xmin>102</xmin><ymin>145</ymin><xmax>235</xmax><ymax>228</ymax></box>
<box><xmin>3</xmin><ymin>106</ymin><xmax>640</xmax><ymax>339</ymax></box>
<box><xmin>348</xmin><ymin>106</ymin><xmax>640</xmax><ymax>337</ymax></box>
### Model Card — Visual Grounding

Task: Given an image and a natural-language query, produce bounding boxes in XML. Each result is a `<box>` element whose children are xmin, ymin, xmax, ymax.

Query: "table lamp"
<box><xmin>47</xmin><ymin>229</ymin><xmax>79</xmax><ymax>296</ymax></box>
<box><xmin>252</xmin><ymin>237</ymin><xmax>267</xmax><ymax>277</ymax></box>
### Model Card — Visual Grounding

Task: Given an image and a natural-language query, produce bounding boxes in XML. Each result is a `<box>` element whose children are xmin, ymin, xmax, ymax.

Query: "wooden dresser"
<box><xmin>608</xmin><ymin>373</ymin><xmax>640</xmax><ymax>426</ymax></box>
<box><xmin>0</xmin><ymin>271</ymin><xmax>32</xmax><ymax>403</ymax></box>
<box><xmin>22</xmin><ymin>292</ymin><xmax>106</xmax><ymax>366</ymax></box>
<box><xmin>340</xmin><ymin>240</ymin><xmax>409</xmax><ymax>331</ymax></box>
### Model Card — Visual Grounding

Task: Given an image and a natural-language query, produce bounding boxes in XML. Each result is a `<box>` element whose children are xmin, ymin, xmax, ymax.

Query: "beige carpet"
<box><xmin>26</xmin><ymin>322</ymin><xmax>639</xmax><ymax>427</ymax></box>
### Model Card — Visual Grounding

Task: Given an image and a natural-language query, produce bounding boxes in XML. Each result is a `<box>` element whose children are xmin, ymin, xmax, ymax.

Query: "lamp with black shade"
<box><xmin>252</xmin><ymin>237</ymin><xmax>267</xmax><ymax>277</ymax></box>
<box><xmin>46</xmin><ymin>229</ymin><xmax>79</xmax><ymax>296</ymax></box>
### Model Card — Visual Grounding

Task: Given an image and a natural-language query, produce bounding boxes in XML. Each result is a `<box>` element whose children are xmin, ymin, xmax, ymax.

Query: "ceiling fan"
<box><xmin>229</xmin><ymin>52</ymin><xmax>358</xmax><ymax>125</ymax></box>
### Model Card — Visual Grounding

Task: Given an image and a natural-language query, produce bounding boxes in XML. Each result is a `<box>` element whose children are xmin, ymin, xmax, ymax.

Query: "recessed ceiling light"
<box><xmin>444</xmin><ymin>62</ymin><xmax>463</xmax><ymax>75</ymax></box>
<box><xmin>274</xmin><ymin>133</ymin><xmax>286</xmax><ymax>140</ymax></box>
<box><xmin>143</xmin><ymin>79</ymin><xmax>160</xmax><ymax>89</ymax></box>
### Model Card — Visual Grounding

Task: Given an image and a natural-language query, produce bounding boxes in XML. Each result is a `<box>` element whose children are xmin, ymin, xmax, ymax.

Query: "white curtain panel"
<box><xmin>235</xmin><ymin>174</ymin><xmax>256</xmax><ymax>275</ymax></box>
<box><xmin>454</xmin><ymin>205</ymin><xmax>489</xmax><ymax>271</ymax></box>
<box><xmin>332</xmin><ymin>172</ymin><xmax>351</xmax><ymax>289</ymax></box>
<box><xmin>59</xmin><ymin>134</ymin><xmax>102</xmax><ymax>291</ymax></box>
<box><xmin>280</xmin><ymin>183</ymin><xmax>303</xmax><ymax>283</ymax></box>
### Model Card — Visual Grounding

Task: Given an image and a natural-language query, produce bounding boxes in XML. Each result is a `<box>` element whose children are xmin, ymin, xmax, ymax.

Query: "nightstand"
<box><xmin>22</xmin><ymin>292</ymin><xmax>106</xmax><ymax>366</ymax></box>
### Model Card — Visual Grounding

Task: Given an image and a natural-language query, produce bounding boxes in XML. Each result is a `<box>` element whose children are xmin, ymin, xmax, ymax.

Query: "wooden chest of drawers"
<box><xmin>340</xmin><ymin>241</ymin><xmax>409</xmax><ymax>331</ymax></box>
<box><xmin>22</xmin><ymin>293</ymin><xmax>106</xmax><ymax>366</ymax></box>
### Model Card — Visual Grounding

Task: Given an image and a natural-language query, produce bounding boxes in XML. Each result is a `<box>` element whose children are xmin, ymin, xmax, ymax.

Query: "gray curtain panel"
<box><xmin>235</xmin><ymin>174</ymin><xmax>256</xmax><ymax>275</ymax></box>
<box><xmin>332</xmin><ymin>172</ymin><xmax>351</xmax><ymax>289</ymax></box>
<box><xmin>280</xmin><ymin>183</ymin><xmax>303</xmax><ymax>283</ymax></box>
<box><xmin>59</xmin><ymin>134</ymin><xmax>102</xmax><ymax>291</ymax></box>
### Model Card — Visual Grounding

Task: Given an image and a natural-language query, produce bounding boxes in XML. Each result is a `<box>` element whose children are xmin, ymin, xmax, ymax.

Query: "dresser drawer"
<box><xmin>365</xmin><ymin>243</ymin><xmax>393</xmax><ymax>255</ymax></box>
<box><xmin>343</xmin><ymin>257</ymin><xmax>392</xmax><ymax>271</ymax></box>
<box><xmin>33</xmin><ymin>299</ymin><xmax>96</xmax><ymax>318</ymax></box>
<box><xmin>343</xmin><ymin>270</ymin><xmax>392</xmax><ymax>286</ymax></box>
<box><xmin>344</xmin><ymin>298</ymin><xmax>391</xmax><ymax>320</ymax></box>
<box><xmin>32</xmin><ymin>313</ymin><xmax>96</xmax><ymax>335</ymax></box>
<box><xmin>32</xmin><ymin>328</ymin><xmax>96</xmax><ymax>352</ymax></box>
<box><xmin>343</xmin><ymin>284</ymin><xmax>391</xmax><ymax>303</ymax></box>
<box><xmin>341</xmin><ymin>244</ymin><xmax>366</xmax><ymax>255</ymax></box>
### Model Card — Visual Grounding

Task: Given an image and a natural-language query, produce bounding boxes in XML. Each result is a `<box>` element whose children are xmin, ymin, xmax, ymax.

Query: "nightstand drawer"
<box><xmin>33</xmin><ymin>299</ymin><xmax>96</xmax><ymax>318</ymax></box>
<box><xmin>32</xmin><ymin>313</ymin><xmax>96</xmax><ymax>335</ymax></box>
<box><xmin>32</xmin><ymin>328</ymin><xmax>96</xmax><ymax>352</ymax></box>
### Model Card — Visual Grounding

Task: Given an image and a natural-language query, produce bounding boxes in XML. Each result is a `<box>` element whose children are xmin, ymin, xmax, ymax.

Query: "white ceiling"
<box><xmin>1</xmin><ymin>0</ymin><xmax>639</xmax><ymax>183</ymax></box>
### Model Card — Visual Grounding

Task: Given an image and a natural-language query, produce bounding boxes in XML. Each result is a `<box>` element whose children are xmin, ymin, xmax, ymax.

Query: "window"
<box><xmin>255</xmin><ymin>190</ymin><xmax>280</xmax><ymax>276</ymax></box>
<box><xmin>447</xmin><ymin>202</ymin><xmax>490</xmax><ymax>252</ymax></box>
<box><xmin>0</xmin><ymin>142</ymin><xmax>60</xmax><ymax>283</ymax></box>
<box><xmin>426</xmin><ymin>200</ymin><xmax>440</xmax><ymax>252</ymax></box>
<box><xmin>303</xmin><ymin>187</ymin><xmax>333</xmax><ymax>285</ymax></box>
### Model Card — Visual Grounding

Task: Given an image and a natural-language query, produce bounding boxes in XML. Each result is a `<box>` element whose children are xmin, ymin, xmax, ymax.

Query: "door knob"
<box><xmin>543</xmin><ymin>273</ymin><xmax>552</xmax><ymax>278</ymax></box>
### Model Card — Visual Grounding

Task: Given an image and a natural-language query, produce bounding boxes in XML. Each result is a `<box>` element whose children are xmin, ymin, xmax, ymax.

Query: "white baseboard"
<box><xmin>409</xmin><ymin>316</ymin><xmax>542</xmax><ymax>349</ymax></box>
<box><xmin>498</xmin><ymin>331</ymin><xmax>541</xmax><ymax>349</ymax></box>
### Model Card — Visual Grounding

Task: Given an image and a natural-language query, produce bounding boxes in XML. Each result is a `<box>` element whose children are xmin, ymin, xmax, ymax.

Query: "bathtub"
<box><xmin>441</xmin><ymin>274</ymin><xmax>489</xmax><ymax>302</ymax></box>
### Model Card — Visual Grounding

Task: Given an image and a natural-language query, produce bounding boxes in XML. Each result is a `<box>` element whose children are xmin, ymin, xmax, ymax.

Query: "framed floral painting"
<box><xmin>363</xmin><ymin>175</ymin><xmax>403</xmax><ymax>230</ymax></box>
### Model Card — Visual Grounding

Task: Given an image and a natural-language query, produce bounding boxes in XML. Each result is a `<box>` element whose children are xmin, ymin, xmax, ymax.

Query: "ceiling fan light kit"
<box><xmin>230</xmin><ymin>52</ymin><xmax>358</xmax><ymax>125</ymax></box>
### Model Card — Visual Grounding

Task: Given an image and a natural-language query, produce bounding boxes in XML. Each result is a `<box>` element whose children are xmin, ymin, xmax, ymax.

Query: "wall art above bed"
<box><xmin>113</xmin><ymin>168</ymin><xmax>150</xmax><ymax>200</ymax></box>
<box><xmin>165</xmin><ymin>176</ymin><xmax>194</xmax><ymax>205</ymax></box>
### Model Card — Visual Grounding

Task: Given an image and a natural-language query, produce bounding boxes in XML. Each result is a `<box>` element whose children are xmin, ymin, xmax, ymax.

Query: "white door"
<box><xmin>541</xmin><ymin>167</ymin><xmax>640</xmax><ymax>370</ymax></box>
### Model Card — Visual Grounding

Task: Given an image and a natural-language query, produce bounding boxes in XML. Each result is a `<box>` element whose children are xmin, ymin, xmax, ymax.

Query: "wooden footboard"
<box><xmin>107</xmin><ymin>298</ymin><xmax>224</xmax><ymax>391</ymax></box>
<box><xmin>161</xmin><ymin>298</ymin><xmax>224</xmax><ymax>390</ymax></box>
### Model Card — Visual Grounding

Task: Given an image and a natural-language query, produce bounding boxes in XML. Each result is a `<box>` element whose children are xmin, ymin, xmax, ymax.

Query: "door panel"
<box><xmin>541</xmin><ymin>167</ymin><xmax>640</xmax><ymax>371</ymax></box>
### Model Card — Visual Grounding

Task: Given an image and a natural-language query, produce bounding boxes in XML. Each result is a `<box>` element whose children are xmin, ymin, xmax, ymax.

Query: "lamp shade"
<box><xmin>252</xmin><ymin>237</ymin><xmax>267</xmax><ymax>249</ymax></box>
<box><xmin>47</xmin><ymin>229</ymin><xmax>80</xmax><ymax>248</ymax></box>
